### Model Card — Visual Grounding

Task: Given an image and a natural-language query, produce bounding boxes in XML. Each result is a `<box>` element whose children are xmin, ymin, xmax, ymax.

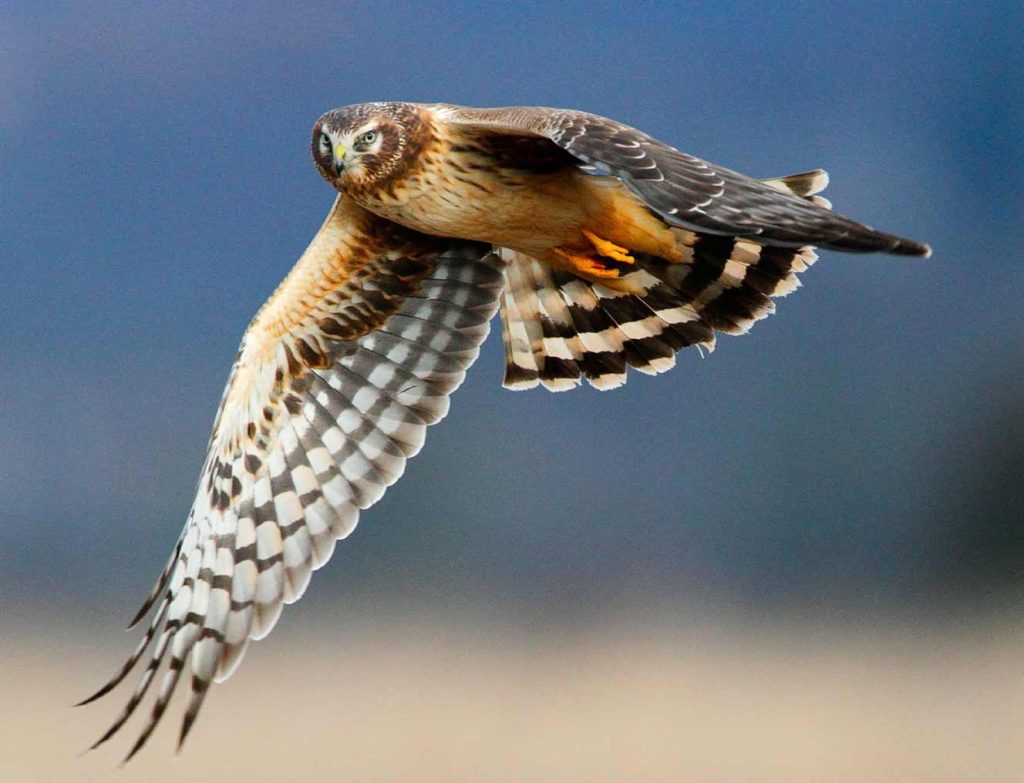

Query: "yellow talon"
<box><xmin>552</xmin><ymin>247</ymin><xmax>622</xmax><ymax>279</ymax></box>
<box><xmin>582</xmin><ymin>229</ymin><xmax>635</xmax><ymax>264</ymax></box>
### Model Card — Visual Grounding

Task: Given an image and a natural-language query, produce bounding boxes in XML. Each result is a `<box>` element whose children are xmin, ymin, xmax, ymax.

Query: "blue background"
<box><xmin>3</xmin><ymin>1</ymin><xmax>1022</xmax><ymax>626</ymax></box>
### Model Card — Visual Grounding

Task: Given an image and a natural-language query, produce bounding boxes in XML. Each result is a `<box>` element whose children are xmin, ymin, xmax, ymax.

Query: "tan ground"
<box><xmin>4</xmin><ymin>612</ymin><xmax>1021</xmax><ymax>782</ymax></box>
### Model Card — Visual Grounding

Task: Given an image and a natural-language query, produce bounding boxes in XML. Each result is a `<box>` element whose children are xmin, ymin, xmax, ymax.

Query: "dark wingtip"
<box><xmin>121</xmin><ymin>729</ymin><xmax>152</xmax><ymax>766</ymax></box>
<box><xmin>127</xmin><ymin>607</ymin><xmax>150</xmax><ymax>630</ymax></box>
<box><xmin>177</xmin><ymin>713</ymin><xmax>198</xmax><ymax>755</ymax></box>
<box><xmin>88</xmin><ymin>718</ymin><xmax>124</xmax><ymax>752</ymax></box>
<box><xmin>75</xmin><ymin>678</ymin><xmax>120</xmax><ymax>707</ymax></box>
<box><xmin>893</xmin><ymin>238</ymin><xmax>932</xmax><ymax>258</ymax></box>
<box><xmin>127</xmin><ymin>591</ymin><xmax>161</xmax><ymax>629</ymax></box>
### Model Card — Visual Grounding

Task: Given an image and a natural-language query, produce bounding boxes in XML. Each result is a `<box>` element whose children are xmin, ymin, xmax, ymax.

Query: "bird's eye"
<box><xmin>319</xmin><ymin>132</ymin><xmax>331</xmax><ymax>152</ymax></box>
<box><xmin>357</xmin><ymin>130</ymin><xmax>378</xmax><ymax>147</ymax></box>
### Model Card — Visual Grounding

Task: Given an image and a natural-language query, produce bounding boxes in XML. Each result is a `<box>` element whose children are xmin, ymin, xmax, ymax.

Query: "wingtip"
<box><xmin>126</xmin><ymin>609</ymin><xmax>149</xmax><ymax>630</ymax></box>
<box><xmin>87</xmin><ymin>721</ymin><xmax>120</xmax><ymax>752</ymax></box>
<box><xmin>121</xmin><ymin>733</ymin><xmax>149</xmax><ymax>766</ymax></box>
<box><xmin>902</xmin><ymin>239</ymin><xmax>932</xmax><ymax>258</ymax></box>
<box><xmin>74</xmin><ymin>680</ymin><xmax>117</xmax><ymax>708</ymax></box>
<box><xmin>176</xmin><ymin>716</ymin><xmax>197</xmax><ymax>755</ymax></box>
<box><xmin>886</xmin><ymin>236</ymin><xmax>932</xmax><ymax>258</ymax></box>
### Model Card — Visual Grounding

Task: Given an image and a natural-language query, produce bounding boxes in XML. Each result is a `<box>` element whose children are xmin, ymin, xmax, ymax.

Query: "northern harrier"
<box><xmin>81</xmin><ymin>102</ymin><xmax>930</xmax><ymax>758</ymax></box>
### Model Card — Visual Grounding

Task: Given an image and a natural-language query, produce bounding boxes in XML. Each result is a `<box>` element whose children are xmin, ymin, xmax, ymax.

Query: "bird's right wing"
<box><xmin>79</xmin><ymin>195</ymin><xmax>504</xmax><ymax>759</ymax></box>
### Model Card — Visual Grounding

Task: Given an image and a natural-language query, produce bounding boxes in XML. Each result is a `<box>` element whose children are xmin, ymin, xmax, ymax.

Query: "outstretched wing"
<box><xmin>79</xmin><ymin>195</ymin><xmax>504</xmax><ymax>759</ymax></box>
<box><xmin>440</xmin><ymin>104</ymin><xmax>930</xmax><ymax>257</ymax></box>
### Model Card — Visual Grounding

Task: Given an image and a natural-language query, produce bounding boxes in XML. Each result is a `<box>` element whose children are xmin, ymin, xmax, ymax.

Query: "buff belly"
<box><xmin>366</xmin><ymin>167</ymin><xmax>683</xmax><ymax>268</ymax></box>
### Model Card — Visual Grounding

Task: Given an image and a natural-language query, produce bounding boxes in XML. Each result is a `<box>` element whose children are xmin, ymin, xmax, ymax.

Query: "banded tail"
<box><xmin>499</xmin><ymin>170</ymin><xmax>838</xmax><ymax>391</ymax></box>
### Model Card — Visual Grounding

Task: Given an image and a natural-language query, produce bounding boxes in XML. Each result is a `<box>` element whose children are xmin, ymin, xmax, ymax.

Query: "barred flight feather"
<box><xmin>79</xmin><ymin>197</ymin><xmax>503</xmax><ymax>759</ymax></box>
<box><xmin>498</xmin><ymin>171</ymin><xmax>826</xmax><ymax>391</ymax></box>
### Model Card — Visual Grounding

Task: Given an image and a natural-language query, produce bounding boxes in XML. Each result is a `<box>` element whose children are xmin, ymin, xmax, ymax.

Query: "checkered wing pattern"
<box><xmin>79</xmin><ymin>196</ymin><xmax>503</xmax><ymax>759</ymax></box>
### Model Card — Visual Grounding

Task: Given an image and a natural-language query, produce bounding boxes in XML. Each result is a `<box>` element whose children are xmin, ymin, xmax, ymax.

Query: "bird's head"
<box><xmin>312</xmin><ymin>102</ymin><xmax>425</xmax><ymax>193</ymax></box>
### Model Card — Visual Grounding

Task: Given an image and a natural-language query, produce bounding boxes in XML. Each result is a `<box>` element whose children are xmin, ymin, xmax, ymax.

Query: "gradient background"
<box><xmin>2</xmin><ymin>2</ymin><xmax>1022</xmax><ymax>780</ymax></box>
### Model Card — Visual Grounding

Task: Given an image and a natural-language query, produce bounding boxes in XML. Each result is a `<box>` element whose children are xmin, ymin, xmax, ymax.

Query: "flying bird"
<box><xmin>81</xmin><ymin>102</ymin><xmax>930</xmax><ymax>759</ymax></box>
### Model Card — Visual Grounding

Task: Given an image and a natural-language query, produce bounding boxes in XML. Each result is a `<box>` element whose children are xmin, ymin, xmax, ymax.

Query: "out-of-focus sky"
<box><xmin>2</xmin><ymin>2</ymin><xmax>1022</xmax><ymax>621</ymax></box>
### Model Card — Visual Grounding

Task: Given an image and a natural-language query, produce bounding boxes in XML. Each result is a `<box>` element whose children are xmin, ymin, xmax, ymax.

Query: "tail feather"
<box><xmin>525</xmin><ymin>257</ymin><xmax>587</xmax><ymax>390</ymax></box>
<box><xmin>555</xmin><ymin>278</ymin><xmax>628</xmax><ymax>389</ymax></box>
<box><xmin>497</xmin><ymin>167</ymin><xmax>924</xmax><ymax>389</ymax></box>
<box><xmin>499</xmin><ymin>236</ymin><xmax>816</xmax><ymax>391</ymax></box>
<box><xmin>499</xmin><ymin>256</ymin><xmax>545</xmax><ymax>389</ymax></box>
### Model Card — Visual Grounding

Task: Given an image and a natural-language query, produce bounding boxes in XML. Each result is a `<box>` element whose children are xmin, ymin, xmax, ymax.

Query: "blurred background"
<box><xmin>2</xmin><ymin>2</ymin><xmax>1022</xmax><ymax>780</ymax></box>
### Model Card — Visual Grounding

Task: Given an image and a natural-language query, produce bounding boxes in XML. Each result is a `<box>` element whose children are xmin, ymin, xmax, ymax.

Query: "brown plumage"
<box><xmin>311</xmin><ymin>101</ymin><xmax>929</xmax><ymax>388</ymax></box>
<box><xmin>83</xmin><ymin>101</ymin><xmax>929</xmax><ymax>758</ymax></box>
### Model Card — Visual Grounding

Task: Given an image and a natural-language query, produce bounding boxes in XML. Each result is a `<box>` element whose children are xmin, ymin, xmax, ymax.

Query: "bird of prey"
<box><xmin>80</xmin><ymin>102</ymin><xmax>930</xmax><ymax>758</ymax></box>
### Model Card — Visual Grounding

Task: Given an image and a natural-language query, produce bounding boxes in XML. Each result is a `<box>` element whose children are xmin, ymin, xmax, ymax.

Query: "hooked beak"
<box><xmin>333</xmin><ymin>145</ymin><xmax>347</xmax><ymax>176</ymax></box>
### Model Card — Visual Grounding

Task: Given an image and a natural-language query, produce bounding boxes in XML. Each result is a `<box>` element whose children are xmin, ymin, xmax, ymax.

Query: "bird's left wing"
<box><xmin>79</xmin><ymin>195</ymin><xmax>503</xmax><ymax>759</ymax></box>
<box><xmin>439</xmin><ymin>104</ymin><xmax>930</xmax><ymax>256</ymax></box>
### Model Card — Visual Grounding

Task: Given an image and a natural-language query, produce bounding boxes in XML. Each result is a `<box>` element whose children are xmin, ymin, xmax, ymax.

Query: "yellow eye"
<box><xmin>360</xmin><ymin>131</ymin><xmax>377</xmax><ymax>145</ymax></box>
